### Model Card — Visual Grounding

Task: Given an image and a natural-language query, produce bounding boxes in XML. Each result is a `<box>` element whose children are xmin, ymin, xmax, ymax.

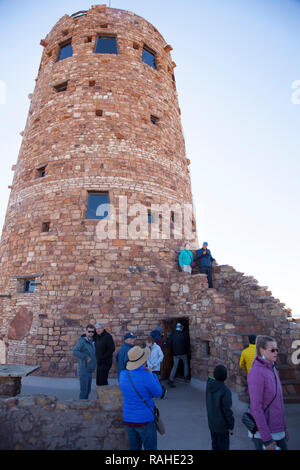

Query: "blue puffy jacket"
<box><xmin>195</xmin><ymin>248</ymin><xmax>215</xmax><ymax>268</ymax></box>
<box><xmin>72</xmin><ymin>335</ymin><xmax>97</xmax><ymax>374</ymax></box>
<box><xmin>119</xmin><ymin>366</ymin><xmax>163</xmax><ymax>423</ymax></box>
<box><xmin>116</xmin><ymin>342</ymin><xmax>134</xmax><ymax>378</ymax></box>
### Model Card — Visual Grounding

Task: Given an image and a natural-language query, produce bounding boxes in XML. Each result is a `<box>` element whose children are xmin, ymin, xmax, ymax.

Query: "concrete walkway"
<box><xmin>18</xmin><ymin>375</ymin><xmax>300</xmax><ymax>450</ymax></box>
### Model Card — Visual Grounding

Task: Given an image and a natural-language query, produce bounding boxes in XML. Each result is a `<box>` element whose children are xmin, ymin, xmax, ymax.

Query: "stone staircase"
<box><xmin>220</xmin><ymin>291</ymin><xmax>300</xmax><ymax>404</ymax></box>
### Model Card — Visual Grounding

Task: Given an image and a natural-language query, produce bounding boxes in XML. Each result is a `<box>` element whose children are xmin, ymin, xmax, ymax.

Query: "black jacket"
<box><xmin>94</xmin><ymin>330</ymin><xmax>115</xmax><ymax>364</ymax></box>
<box><xmin>206</xmin><ymin>377</ymin><xmax>234</xmax><ymax>433</ymax></box>
<box><xmin>168</xmin><ymin>330</ymin><xmax>190</xmax><ymax>356</ymax></box>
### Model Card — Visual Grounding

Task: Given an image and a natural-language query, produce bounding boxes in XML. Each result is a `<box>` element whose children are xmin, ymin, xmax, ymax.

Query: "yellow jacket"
<box><xmin>239</xmin><ymin>344</ymin><xmax>256</xmax><ymax>374</ymax></box>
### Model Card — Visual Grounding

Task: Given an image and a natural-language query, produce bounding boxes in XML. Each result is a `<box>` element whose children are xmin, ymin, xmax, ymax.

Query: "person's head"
<box><xmin>248</xmin><ymin>334</ymin><xmax>256</xmax><ymax>345</ymax></box>
<box><xmin>146</xmin><ymin>335</ymin><xmax>155</xmax><ymax>348</ymax></box>
<box><xmin>124</xmin><ymin>332</ymin><xmax>136</xmax><ymax>345</ymax></box>
<box><xmin>185</xmin><ymin>242</ymin><xmax>190</xmax><ymax>250</ymax></box>
<box><xmin>85</xmin><ymin>324</ymin><xmax>95</xmax><ymax>339</ymax></box>
<box><xmin>95</xmin><ymin>322</ymin><xmax>104</xmax><ymax>335</ymax></box>
<box><xmin>256</xmin><ymin>335</ymin><xmax>278</xmax><ymax>363</ymax></box>
<box><xmin>176</xmin><ymin>322</ymin><xmax>183</xmax><ymax>332</ymax></box>
<box><xmin>126</xmin><ymin>345</ymin><xmax>150</xmax><ymax>370</ymax></box>
<box><xmin>203</xmin><ymin>242</ymin><xmax>208</xmax><ymax>250</ymax></box>
<box><xmin>213</xmin><ymin>365</ymin><xmax>227</xmax><ymax>382</ymax></box>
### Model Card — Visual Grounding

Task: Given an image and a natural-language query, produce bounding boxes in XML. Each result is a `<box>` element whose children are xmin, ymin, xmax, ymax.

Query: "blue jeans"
<box><xmin>79</xmin><ymin>371</ymin><xmax>92</xmax><ymax>399</ymax></box>
<box><xmin>126</xmin><ymin>421</ymin><xmax>157</xmax><ymax>450</ymax></box>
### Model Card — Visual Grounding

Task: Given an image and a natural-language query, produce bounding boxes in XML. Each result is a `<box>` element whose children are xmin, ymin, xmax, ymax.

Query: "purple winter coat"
<box><xmin>247</xmin><ymin>356</ymin><xmax>286</xmax><ymax>443</ymax></box>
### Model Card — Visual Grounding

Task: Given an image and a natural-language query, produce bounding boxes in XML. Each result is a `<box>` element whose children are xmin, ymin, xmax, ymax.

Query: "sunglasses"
<box><xmin>267</xmin><ymin>348</ymin><xmax>278</xmax><ymax>353</ymax></box>
<box><xmin>87</xmin><ymin>330</ymin><xmax>95</xmax><ymax>334</ymax></box>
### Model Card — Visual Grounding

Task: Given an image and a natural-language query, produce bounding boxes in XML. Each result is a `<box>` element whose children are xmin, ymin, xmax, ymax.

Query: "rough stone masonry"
<box><xmin>0</xmin><ymin>6</ymin><xmax>299</xmax><ymax>400</ymax></box>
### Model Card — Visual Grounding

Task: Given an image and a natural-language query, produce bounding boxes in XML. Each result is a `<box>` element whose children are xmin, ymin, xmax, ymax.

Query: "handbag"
<box><xmin>127</xmin><ymin>371</ymin><xmax>166</xmax><ymax>435</ymax></box>
<box><xmin>242</xmin><ymin>366</ymin><xmax>278</xmax><ymax>436</ymax></box>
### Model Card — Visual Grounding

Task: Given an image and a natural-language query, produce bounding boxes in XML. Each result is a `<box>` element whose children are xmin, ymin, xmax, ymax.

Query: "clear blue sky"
<box><xmin>0</xmin><ymin>0</ymin><xmax>299</xmax><ymax>317</ymax></box>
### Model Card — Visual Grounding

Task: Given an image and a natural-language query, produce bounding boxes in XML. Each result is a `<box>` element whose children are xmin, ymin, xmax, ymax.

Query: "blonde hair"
<box><xmin>255</xmin><ymin>335</ymin><xmax>276</xmax><ymax>357</ymax></box>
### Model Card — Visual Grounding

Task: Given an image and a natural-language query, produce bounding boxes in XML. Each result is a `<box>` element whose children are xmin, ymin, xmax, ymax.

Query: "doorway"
<box><xmin>160</xmin><ymin>317</ymin><xmax>191</xmax><ymax>380</ymax></box>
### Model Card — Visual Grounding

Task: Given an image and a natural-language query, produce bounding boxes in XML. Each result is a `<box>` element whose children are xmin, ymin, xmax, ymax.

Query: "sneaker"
<box><xmin>168</xmin><ymin>380</ymin><xmax>176</xmax><ymax>388</ymax></box>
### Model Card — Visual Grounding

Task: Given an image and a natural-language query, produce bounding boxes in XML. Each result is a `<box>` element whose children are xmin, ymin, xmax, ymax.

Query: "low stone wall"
<box><xmin>0</xmin><ymin>389</ymin><xmax>128</xmax><ymax>450</ymax></box>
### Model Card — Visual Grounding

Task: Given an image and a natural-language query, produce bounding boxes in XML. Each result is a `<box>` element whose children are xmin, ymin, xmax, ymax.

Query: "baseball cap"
<box><xmin>124</xmin><ymin>332</ymin><xmax>137</xmax><ymax>340</ymax></box>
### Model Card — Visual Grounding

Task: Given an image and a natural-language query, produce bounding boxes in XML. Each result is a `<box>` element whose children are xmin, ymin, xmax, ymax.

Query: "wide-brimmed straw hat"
<box><xmin>126</xmin><ymin>346</ymin><xmax>150</xmax><ymax>370</ymax></box>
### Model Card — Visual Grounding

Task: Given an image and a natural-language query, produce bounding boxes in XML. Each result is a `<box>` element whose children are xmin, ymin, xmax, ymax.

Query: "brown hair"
<box><xmin>255</xmin><ymin>335</ymin><xmax>276</xmax><ymax>357</ymax></box>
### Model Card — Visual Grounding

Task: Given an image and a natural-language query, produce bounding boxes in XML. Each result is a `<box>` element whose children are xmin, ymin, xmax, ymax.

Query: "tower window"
<box><xmin>37</xmin><ymin>165</ymin><xmax>47</xmax><ymax>178</ymax></box>
<box><xmin>41</xmin><ymin>222</ymin><xmax>50</xmax><ymax>233</ymax></box>
<box><xmin>86</xmin><ymin>192</ymin><xmax>110</xmax><ymax>220</ymax></box>
<box><xmin>95</xmin><ymin>36</ymin><xmax>118</xmax><ymax>54</ymax></box>
<box><xmin>57</xmin><ymin>41</ymin><xmax>73</xmax><ymax>61</ymax></box>
<box><xmin>24</xmin><ymin>279</ymin><xmax>36</xmax><ymax>294</ymax></box>
<box><xmin>150</xmin><ymin>115</ymin><xmax>159</xmax><ymax>125</ymax></box>
<box><xmin>142</xmin><ymin>46</ymin><xmax>157</xmax><ymax>69</ymax></box>
<box><xmin>54</xmin><ymin>81</ymin><xmax>68</xmax><ymax>93</ymax></box>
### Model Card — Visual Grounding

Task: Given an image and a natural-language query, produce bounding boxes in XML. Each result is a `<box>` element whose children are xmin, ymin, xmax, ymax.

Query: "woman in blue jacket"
<box><xmin>119</xmin><ymin>345</ymin><xmax>164</xmax><ymax>450</ymax></box>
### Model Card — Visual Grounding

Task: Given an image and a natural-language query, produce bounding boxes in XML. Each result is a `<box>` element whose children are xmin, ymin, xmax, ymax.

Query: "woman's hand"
<box><xmin>265</xmin><ymin>441</ymin><xmax>276</xmax><ymax>450</ymax></box>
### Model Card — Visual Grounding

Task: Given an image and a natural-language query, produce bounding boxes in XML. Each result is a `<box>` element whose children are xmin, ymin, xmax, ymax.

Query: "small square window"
<box><xmin>24</xmin><ymin>279</ymin><xmax>35</xmax><ymax>294</ymax></box>
<box><xmin>150</xmin><ymin>115</ymin><xmax>159</xmax><ymax>125</ymax></box>
<box><xmin>41</xmin><ymin>222</ymin><xmax>50</xmax><ymax>233</ymax></box>
<box><xmin>95</xmin><ymin>109</ymin><xmax>103</xmax><ymax>117</ymax></box>
<box><xmin>142</xmin><ymin>46</ymin><xmax>157</xmax><ymax>69</ymax></box>
<box><xmin>54</xmin><ymin>81</ymin><xmax>68</xmax><ymax>93</ymax></box>
<box><xmin>95</xmin><ymin>36</ymin><xmax>118</xmax><ymax>54</ymax></box>
<box><xmin>86</xmin><ymin>192</ymin><xmax>109</xmax><ymax>219</ymax></box>
<box><xmin>57</xmin><ymin>41</ymin><xmax>73</xmax><ymax>61</ymax></box>
<box><xmin>37</xmin><ymin>166</ymin><xmax>47</xmax><ymax>178</ymax></box>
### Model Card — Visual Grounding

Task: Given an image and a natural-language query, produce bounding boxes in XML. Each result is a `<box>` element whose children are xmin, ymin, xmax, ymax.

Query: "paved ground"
<box><xmin>17</xmin><ymin>375</ymin><xmax>300</xmax><ymax>450</ymax></box>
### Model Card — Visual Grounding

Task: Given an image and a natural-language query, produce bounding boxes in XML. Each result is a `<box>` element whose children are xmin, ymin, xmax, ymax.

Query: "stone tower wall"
<box><xmin>0</xmin><ymin>6</ymin><xmax>196</xmax><ymax>374</ymax></box>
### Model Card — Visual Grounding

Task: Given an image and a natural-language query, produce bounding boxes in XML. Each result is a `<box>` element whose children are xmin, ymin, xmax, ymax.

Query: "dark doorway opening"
<box><xmin>160</xmin><ymin>317</ymin><xmax>191</xmax><ymax>381</ymax></box>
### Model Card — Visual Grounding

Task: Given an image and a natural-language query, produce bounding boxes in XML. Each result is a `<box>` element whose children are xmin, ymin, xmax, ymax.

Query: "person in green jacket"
<box><xmin>178</xmin><ymin>243</ymin><xmax>194</xmax><ymax>274</ymax></box>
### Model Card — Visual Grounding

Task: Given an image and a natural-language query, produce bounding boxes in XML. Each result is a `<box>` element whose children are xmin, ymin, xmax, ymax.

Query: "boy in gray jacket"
<box><xmin>73</xmin><ymin>324</ymin><xmax>97</xmax><ymax>399</ymax></box>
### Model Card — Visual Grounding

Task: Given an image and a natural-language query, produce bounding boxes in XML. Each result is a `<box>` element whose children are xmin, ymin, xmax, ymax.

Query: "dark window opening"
<box><xmin>148</xmin><ymin>210</ymin><xmax>153</xmax><ymax>224</ymax></box>
<box><xmin>54</xmin><ymin>81</ymin><xmax>68</xmax><ymax>93</ymax></box>
<box><xmin>95</xmin><ymin>109</ymin><xmax>103</xmax><ymax>117</ymax></box>
<box><xmin>24</xmin><ymin>279</ymin><xmax>35</xmax><ymax>294</ymax></box>
<box><xmin>86</xmin><ymin>192</ymin><xmax>109</xmax><ymax>220</ymax></box>
<box><xmin>71</xmin><ymin>11</ymin><xmax>88</xmax><ymax>18</ymax></box>
<box><xmin>37</xmin><ymin>166</ymin><xmax>47</xmax><ymax>178</ymax></box>
<box><xmin>205</xmin><ymin>341</ymin><xmax>211</xmax><ymax>356</ymax></box>
<box><xmin>171</xmin><ymin>211</ymin><xmax>175</xmax><ymax>223</ymax></box>
<box><xmin>41</xmin><ymin>222</ymin><xmax>50</xmax><ymax>233</ymax></box>
<box><xmin>95</xmin><ymin>36</ymin><xmax>118</xmax><ymax>54</ymax></box>
<box><xmin>89</xmin><ymin>80</ymin><xmax>96</xmax><ymax>87</ymax></box>
<box><xmin>142</xmin><ymin>46</ymin><xmax>157</xmax><ymax>69</ymax></box>
<box><xmin>151</xmin><ymin>115</ymin><xmax>159</xmax><ymax>125</ymax></box>
<box><xmin>85</xmin><ymin>36</ymin><xmax>92</xmax><ymax>43</ymax></box>
<box><xmin>57</xmin><ymin>41</ymin><xmax>73</xmax><ymax>61</ymax></box>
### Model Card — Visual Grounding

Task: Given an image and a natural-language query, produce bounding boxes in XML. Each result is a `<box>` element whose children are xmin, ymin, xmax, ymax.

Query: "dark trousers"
<box><xmin>200</xmin><ymin>266</ymin><xmax>213</xmax><ymax>288</ymax></box>
<box><xmin>126</xmin><ymin>421</ymin><xmax>157</xmax><ymax>450</ymax></box>
<box><xmin>211</xmin><ymin>431</ymin><xmax>230</xmax><ymax>450</ymax></box>
<box><xmin>96</xmin><ymin>359</ymin><xmax>112</xmax><ymax>386</ymax></box>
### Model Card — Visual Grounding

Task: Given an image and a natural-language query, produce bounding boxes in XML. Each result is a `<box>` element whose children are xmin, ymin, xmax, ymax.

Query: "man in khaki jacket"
<box><xmin>239</xmin><ymin>335</ymin><xmax>256</xmax><ymax>374</ymax></box>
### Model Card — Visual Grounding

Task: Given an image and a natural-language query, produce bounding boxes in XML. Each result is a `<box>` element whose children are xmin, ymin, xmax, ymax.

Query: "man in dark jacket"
<box><xmin>206</xmin><ymin>365</ymin><xmax>234</xmax><ymax>450</ymax></box>
<box><xmin>116</xmin><ymin>332</ymin><xmax>136</xmax><ymax>379</ymax></box>
<box><xmin>72</xmin><ymin>324</ymin><xmax>97</xmax><ymax>399</ymax></box>
<box><xmin>195</xmin><ymin>242</ymin><xmax>215</xmax><ymax>288</ymax></box>
<box><xmin>167</xmin><ymin>323</ymin><xmax>190</xmax><ymax>388</ymax></box>
<box><xmin>94</xmin><ymin>322</ymin><xmax>115</xmax><ymax>386</ymax></box>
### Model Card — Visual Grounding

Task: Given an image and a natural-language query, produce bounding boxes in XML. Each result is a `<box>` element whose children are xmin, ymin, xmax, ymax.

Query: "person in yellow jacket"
<box><xmin>239</xmin><ymin>335</ymin><xmax>256</xmax><ymax>374</ymax></box>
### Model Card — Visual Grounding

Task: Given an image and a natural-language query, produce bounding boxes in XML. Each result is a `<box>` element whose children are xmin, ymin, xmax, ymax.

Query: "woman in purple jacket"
<box><xmin>247</xmin><ymin>335</ymin><xmax>289</xmax><ymax>450</ymax></box>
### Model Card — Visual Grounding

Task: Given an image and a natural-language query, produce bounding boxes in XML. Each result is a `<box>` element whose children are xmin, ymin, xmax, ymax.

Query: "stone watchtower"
<box><xmin>0</xmin><ymin>6</ymin><xmax>197</xmax><ymax>374</ymax></box>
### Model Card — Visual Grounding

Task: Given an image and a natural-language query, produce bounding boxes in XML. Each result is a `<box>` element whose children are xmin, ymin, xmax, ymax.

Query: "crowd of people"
<box><xmin>72</xmin><ymin>322</ymin><xmax>289</xmax><ymax>451</ymax></box>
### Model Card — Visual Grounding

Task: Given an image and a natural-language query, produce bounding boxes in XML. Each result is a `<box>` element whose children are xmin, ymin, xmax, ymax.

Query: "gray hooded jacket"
<box><xmin>73</xmin><ymin>335</ymin><xmax>97</xmax><ymax>374</ymax></box>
